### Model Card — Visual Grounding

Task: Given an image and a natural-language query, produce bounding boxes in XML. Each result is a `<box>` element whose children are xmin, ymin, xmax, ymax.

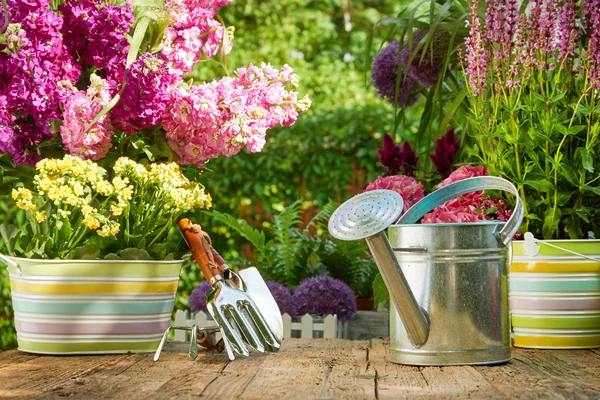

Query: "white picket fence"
<box><xmin>173</xmin><ymin>310</ymin><xmax>339</xmax><ymax>341</ymax></box>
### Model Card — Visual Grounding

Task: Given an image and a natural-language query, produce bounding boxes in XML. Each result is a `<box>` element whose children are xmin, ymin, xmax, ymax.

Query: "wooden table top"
<box><xmin>1</xmin><ymin>339</ymin><xmax>599</xmax><ymax>399</ymax></box>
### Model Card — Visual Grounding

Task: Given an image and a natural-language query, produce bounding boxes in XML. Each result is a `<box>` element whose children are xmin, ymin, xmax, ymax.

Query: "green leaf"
<box><xmin>0</xmin><ymin>224</ymin><xmax>19</xmax><ymax>256</ymax></box>
<box><xmin>542</xmin><ymin>208</ymin><xmax>562</xmax><ymax>239</ymax></box>
<box><xmin>372</xmin><ymin>272</ymin><xmax>389</xmax><ymax>306</ymax></box>
<box><xmin>581</xmin><ymin>148</ymin><xmax>594</xmax><ymax>172</ymax></box>
<box><xmin>567</xmin><ymin>125</ymin><xmax>586</xmax><ymax>136</ymax></box>
<box><xmin>119</xmin><ymin>248</ymin><xmax>152</xmax><ymax>260</ymax></box>
<box><xmin>71</xmin><ymin>245</ymin><xmax>100</xmax><ymax>260</ymax></box>
<box><xmin>132</xmin><ymin>0</ymin><xmax>164</xmax><ymax>6</ymax></box>
<box><xmin>104</xmin><ymin>253</ymin><xmax>122</xmax><ymax>260</ymax></box>
<box><xmin>523</xmin><ymin>179</ymin><xmax>554</xmax><ymax>192</ymax></box>
<box><xmin>584</xmin><ymin>185</ymin><xmax>600</xmax><ymax>196</ymax></box>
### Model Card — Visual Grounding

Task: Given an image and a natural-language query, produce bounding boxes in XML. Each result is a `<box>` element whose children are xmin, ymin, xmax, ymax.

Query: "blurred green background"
<box><xmin>0</xmin><ymin>0</ymin><xmax>431</xmax><ymax>349</ymax></box>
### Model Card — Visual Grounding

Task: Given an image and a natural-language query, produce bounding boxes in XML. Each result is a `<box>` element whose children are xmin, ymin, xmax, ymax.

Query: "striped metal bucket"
<box><xmin>510</xmin><ymin>240</ymin><xmax>600</xmax><ymax>349</ymax></box>
<box><xmin>2</xmin><ymin>255</ymin><xmax>183</xmax><ymax>354</ymax></box>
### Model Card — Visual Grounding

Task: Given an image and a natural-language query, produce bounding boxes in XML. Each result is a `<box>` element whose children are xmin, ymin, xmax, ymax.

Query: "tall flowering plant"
<box><xmin>0</xmin><ymin>0</ymin><xmax>310</xmax><ymax>259</ymax></box>
<box><xmin>461</xmin><ymin>0</ymin><xmax>600</xmax><ymax>239</ymax></box>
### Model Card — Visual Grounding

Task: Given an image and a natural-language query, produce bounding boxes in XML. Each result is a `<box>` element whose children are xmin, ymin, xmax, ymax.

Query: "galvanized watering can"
<box><xmin>329</xmin><ymin>177</ymin><xmax>524</xmax><ymax>366</ymax></box>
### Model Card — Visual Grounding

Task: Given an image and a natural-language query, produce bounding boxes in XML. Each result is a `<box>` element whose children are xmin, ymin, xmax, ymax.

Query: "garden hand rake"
<box><xmin>179</xmin><ymin>219</ymin><xmax>281</xmax><ymax>360</ymax></box>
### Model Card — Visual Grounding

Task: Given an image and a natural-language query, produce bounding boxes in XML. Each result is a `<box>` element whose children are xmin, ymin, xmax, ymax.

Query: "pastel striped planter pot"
<box><xmin>3</xmin><ymin>256</ymin><xmax>183</xmax><ymax>355</ymax></box>
<box><xmin>510</xmin><ymin>240</ymin><xmax>600</xmax><ymax>349</ymax></box>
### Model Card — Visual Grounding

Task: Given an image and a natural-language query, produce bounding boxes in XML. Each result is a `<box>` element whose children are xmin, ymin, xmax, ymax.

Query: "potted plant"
<box><xmin>460</xmin><ymin>0</ymin><xmax>600</xmax><ymax>348</ymax></box>
<box><xmin>0</xmin><ymin>0</ymin><xmax>310</xmax><ymax>353</ymax></box>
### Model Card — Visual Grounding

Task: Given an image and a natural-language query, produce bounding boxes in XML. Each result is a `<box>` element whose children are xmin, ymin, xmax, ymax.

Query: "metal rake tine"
<box><xmin>245</xmin><ymin>300</ymin><xmax>280</xmax><ymax>350</ymax></box>
<box><xmin>220</xmin><ymin>327</ymin><xmax>236</xmax><ymax>361</ymax></box>
<box><xmin>189</xmin><ymin>324</ymin><xmax>199</xmax><ymax>360</ymax></box>
<box><xmin>230</xmin><ymin>304</ymin><xmax>265</xmax><ymax>353</ymax></box>
<box><xmin>211</xmin><ymin>303</ymin><xmax>249</xmax><ymax>357</ymax></box>
<box><xmin>154</xmin><ymin>325</ymin><xmax>173</xmax><ymax>361</ymax></box>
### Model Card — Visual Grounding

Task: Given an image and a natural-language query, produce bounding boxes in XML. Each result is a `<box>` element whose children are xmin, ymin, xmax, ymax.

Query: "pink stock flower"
<box><xmin>364</xmin><ymin>175</ymin><xmax>425</xmax><ymax>213</ymax></box>
<box><xmin>162</xmin><ymin>63</ymin><xmax>311</xmax><ymax>166</ymax></box>
<box><xmin>60</xmin><ymin>76</ymin><xmax>114</xmax><ymax>161</ymax></box>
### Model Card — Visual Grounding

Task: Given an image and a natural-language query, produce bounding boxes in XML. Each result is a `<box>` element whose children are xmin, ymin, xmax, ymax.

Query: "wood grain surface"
<box><xmin>1</xmin><ymin>339</ymin><xmax>599</xmax><ymax>399</ymax></box>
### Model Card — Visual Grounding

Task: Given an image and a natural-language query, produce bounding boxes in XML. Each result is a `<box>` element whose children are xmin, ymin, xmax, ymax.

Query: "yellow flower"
<box><xmin>35</xmin><ymin>211</ymin><xmax>47</xmax><ymax>223</ymax></box>
<box><xmin>82</xmin><ymin>215</ymin><xmax>101</xmax><ymax>230</ymax></box>
<box><xmin>82</xmin><ymin>205</ymin><xmax>95</xmax><ymax>216</ymax></box>
<box><xmin>96</xmin><ymin>180</ymin><xmax>114</xmax><ymax>196</ymax></box>
<box><xmin>12</xmin><ymin>188</ymin><xmax>37</xmax><ymax>211</ymax></box>
<box><xmin>112</xmin><ymin>176</ymin><xmax>129</xmax><ymax>191</ymax></box>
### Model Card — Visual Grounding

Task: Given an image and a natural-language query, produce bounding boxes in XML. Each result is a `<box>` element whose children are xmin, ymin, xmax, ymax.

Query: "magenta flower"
<box><xmin>364</xmin><ymin>175</ymin><xmax>425</xmax><ymax>213</ymax></box>
<box><xmin>371</xmin><ymin>41</ymin><xmax>420</xmax><ymax>107</ymax></box>
<box><xmin>377</xmin><ymin>133</ymin><xmax>419</xmax><ymax>176</ymax></box>
<box><xmin>462</xmin><ymin>0</ymin><xmax>490</xmax><ymax>96</ymax></box>
<box><xmin>111</xmin><ymin>54</ymin><xmax>174</xmax><ymax>134</ymax></box>
<box><xmin>430</xmin><ymin>128</ymin><xmax>460</xmax><ymax>179</ymax></box>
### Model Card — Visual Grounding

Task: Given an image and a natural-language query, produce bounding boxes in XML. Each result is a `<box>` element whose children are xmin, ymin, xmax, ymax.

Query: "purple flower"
<box><xmin>371</xmin><ymin>41</ymin><xmax>420</xmax><ymax>107</ymax></box>
<box><xmin>399</xmin><ymin>30</ymin><xmax>447</xmax><ymax>87</ymax></box>
<box><xmin>430</xmin><ymin>128</ymin><xmax>460</xmax><ymax>179</ymax></box>
<box><xmin>111</xmin><ymin>54</ymin><xmax>174</xmax><ymax>134</ymax></box>
<box><xmin>377</xmin><ymin>133</ymin><xmax>419</xmax><ymax>176</ymax></box>
<box><xmin>189</xmin><ymin>281</ymin><xmax>212</xmax><ymax>313</ymax></box>
<box><xmin>558</xmin><ymin>0</ymin><xmax>579</xmax><ymax>61</ymax></box>
<box><xmin>462</xmin><ymin>0</ymin><xmax>490</xmax><ymax>96</ymax></box>
<box><xmin>291</xmin><ymin>275</ymin><xmax>357</xmax><ymax>322</ymax></box>
<box><xmin>266</xmin><ymin>281</ymin><xmax>293</xmax><ymax>315</ymax></box>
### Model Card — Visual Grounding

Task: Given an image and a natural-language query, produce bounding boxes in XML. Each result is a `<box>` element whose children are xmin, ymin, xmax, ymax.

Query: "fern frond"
<box><xmin>271</xmin><ymin>200</ymin><xmax>302</xmax><ymax>281</ymax></box>
<box><xmin>306</xmin><ymin>200</ymin><xmax>340</xmax><ymax>233</ymax></box>
<box><xmin>209</xmin><ymin>211</ymin><xmax>272</xmax><ymax>265</ymax></box>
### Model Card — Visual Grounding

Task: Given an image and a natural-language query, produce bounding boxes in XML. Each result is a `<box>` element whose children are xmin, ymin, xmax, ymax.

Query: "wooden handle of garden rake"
<box><xmin>178</xmin><ymin>219</ymin><xmax>220</xmax><ymax>281</ymax></box>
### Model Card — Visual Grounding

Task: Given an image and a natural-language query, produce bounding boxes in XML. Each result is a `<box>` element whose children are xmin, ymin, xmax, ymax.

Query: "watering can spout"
<box><xmin>367</xmin><ymin>232</ymin><xmax>430</xmax><ymax>347</ymax></box>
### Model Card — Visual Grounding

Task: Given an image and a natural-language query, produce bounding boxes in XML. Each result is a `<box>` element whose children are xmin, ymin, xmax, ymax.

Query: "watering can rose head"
<box><xmin>3</xmin><ymin>155</ymin><xmax>211</xmax><ymax>260</ymax></box>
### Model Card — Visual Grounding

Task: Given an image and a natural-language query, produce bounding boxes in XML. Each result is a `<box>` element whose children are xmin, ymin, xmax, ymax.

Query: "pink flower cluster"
<box><xmin>363</xmin><ymin>175</ymin><xmax>425</xmax><ymax>213</ymax></box>
<box><xmin>60</xmin><ymin>76</ymin><xmax>114</xmax><ymax>161</ymax></box>
<box><xmin>161</xmin><ymin>0</ymin><xmax>233</xmax><ymax>76</ymax></box>
<box><xmin>162</xmin><ymin>63</ymin><xmax>311</xmax><ymax>166</ymax></box>
<box><xmin>0</xmin><ymin>1</ymin><xmax>80</xmax><ymax>165</ymax></box>
<box><xmin>423</xmin><ymin>166</ymin><xmax>493</xmax><ymax>223</ymax></box>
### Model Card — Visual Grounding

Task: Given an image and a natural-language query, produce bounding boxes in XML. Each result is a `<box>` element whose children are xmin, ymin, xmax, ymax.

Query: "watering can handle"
<box><xmin>396</xmin><ymin>176</ymin><xmax>524</xmax><ymax>245</ymax></box>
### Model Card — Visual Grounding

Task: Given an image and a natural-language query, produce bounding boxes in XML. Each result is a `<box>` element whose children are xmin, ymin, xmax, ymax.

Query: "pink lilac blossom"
<box><xmin>583</xmin><ymin>0</ymin><xmax>600</xmax><ymax>88</ymax></box>
<box><xmin>162</xmin><ymin>63</ymin><xmax>311</xmax><ymax>165</ymax></box>
<box><xmin>0</xmin><ymin>2</ymin><xmax>80</xmax><ymax>165</ymax></box>
<box><xmin>364</xmin><ymin>175</ymin><xmax>425</xmax><ymax>213</ymax></box>
<box><xmin>111</xmin><ymin>54</ymin><xmax>174</xmax><ymax>134</ymax></box>
<box><xmin>60</xmin><ymin>75</ymin><xmax>115</xmax><ymax>161</ymax></box>
<box><xmin>161</xmin><ymin>0</ymin><xmax>233</xmax><ymax>76</ymax></box>
<box><xmin>463</xmin><ymin>1</ymin><xmax>490</xmax><ymax>96</ymax></box>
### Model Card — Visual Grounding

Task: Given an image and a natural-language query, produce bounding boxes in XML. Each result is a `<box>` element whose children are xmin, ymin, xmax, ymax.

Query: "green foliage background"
<box><xmin>0</xmin><ymin>0</ymin><xmax>422</xmax><ymax>349</ymax></box>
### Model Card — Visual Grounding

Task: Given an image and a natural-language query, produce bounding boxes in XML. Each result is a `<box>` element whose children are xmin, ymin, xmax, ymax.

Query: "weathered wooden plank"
<box><xmin>0</xmin><ymin>349</ymin><xmax>39</xmax><ymax>369</ymax></box>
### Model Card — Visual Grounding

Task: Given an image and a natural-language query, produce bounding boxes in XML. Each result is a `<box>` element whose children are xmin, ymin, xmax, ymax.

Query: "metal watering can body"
<box><xmin>387</xmin><ymin>221</ymin><xmax>512</xmax><ymax>365</ymax></box>
<box><xmin>329</xmin><ymin>177</ymin><xmax>524</xmax><ymax>366</ymax></box>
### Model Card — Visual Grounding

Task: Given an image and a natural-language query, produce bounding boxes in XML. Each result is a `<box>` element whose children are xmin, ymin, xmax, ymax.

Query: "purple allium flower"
<box><xmin>266</xmin><ymin>281</ymin><xmax>293</xmax><ymax>315</ymax></box>
<box><xmin>399</xmin><ymin>29</ymin><xmax>449</xmax><ymax>87</ymax></box>
<box><xmin>377</xmin><ymin>133</ymin><xmax>419</xmax><ymax>176</ymax></box>
<box><xmin>371</xmin><ymin>41</ymin><xmax>420</xmax><ymax>107</ymax></box>
<box><xmin>430</xmin><ymin>128</ymin><xmax>460</xmax><ymax>179</ymax></box>
<box><xmin>189</xmin><ymin>281</ymin><xmax>212</xmax><ymax>313</ymax></box>
<box><xmin>462</xmin><ymin>0</ymin><xmax>490</xmax><ymax>96</ymax></box>
<box><xmin>111</xmin><ymin>54</ymin><xmax>174</xmax><ymax>134</ymax></box>
<box><xmin>291</xmin><ymin>275</ymin><xmax>357</xmax><ymax>322</ymax></box>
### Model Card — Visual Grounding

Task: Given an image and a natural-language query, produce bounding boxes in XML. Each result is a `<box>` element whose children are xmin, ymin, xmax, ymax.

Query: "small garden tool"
<box><xmin>179</xmin><ymin>219</ymin><xmax>282</xmax><ymax>360</ymax></box>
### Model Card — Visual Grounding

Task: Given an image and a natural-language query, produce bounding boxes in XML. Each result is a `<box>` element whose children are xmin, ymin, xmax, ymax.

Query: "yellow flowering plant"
<box><xmin>0</xmin><ymin>155</ymin><xmax>211</xmax><ymax>260</ymax></box>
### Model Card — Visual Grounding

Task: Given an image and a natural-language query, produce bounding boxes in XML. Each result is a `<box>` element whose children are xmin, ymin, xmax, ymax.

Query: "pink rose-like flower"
<box><xmin>423</xmin><ymin>165</ymin><xmax>489</xmax><ymax>224</ymax></box>
<box><xmin>364</xmin><ymin>175</ymin><xmax>425</xmax><ymax>213</ymax></box>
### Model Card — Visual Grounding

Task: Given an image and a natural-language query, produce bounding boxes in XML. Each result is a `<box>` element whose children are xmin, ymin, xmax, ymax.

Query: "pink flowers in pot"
<box><xmin>0</xmin><ymin>0</ymin><xmax>311</xmax><ymax>167</ymax></box>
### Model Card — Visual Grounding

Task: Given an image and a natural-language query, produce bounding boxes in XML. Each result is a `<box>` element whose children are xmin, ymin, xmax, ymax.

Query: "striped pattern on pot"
<box><xmin>3</xmin><ymin>256</ymin><xmax>183</xmax><ymax>355</ymax></box>
<box><xmin>510</xmin><ymin>240</ymin><xmax>600</xmax><ymax>349</ymax></box>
